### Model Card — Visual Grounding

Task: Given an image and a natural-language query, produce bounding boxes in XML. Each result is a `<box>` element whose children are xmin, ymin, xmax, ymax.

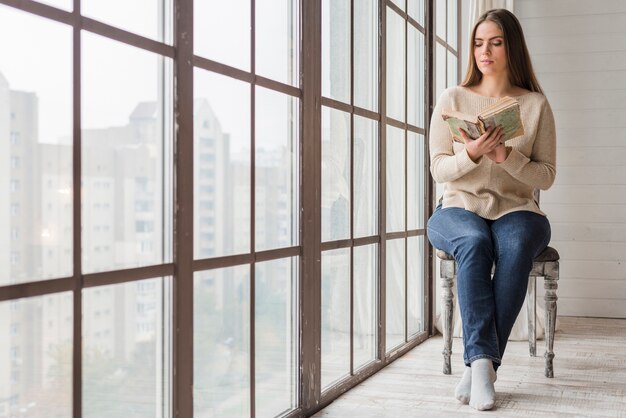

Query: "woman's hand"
<box><xmin>485</xmin><ymin>143</ymin><xmax>510</xmax><ymax>163</ymax></box>
<box><xmin>460</xmin><ymin>125</ymin><xmax>504</xmax><ymax>162</ymax></box>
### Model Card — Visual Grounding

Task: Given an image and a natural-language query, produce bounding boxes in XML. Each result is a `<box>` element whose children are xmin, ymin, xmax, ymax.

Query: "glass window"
<box><xmin>194</xmin><ymin>69</ymin><xmax>251</xmax><ymax>258</ymax></box>
<box><xmin>322</xmin><ymin>107</ymin><xmax>351</xmax><ymax>242</ymax></box>
<box><xmin>386</xmin><ymin>8</ymin><xmax>406</xmax><ymax>122</ymax></box>
<box><xmin>194</xmin><ymin>266</ymin><xmax>250</xmax><ymax>417</ymax></box>
<box><xmin>321</xmin><ymin>248</ymin><xmax>350</xmax><ymax>390</ymax></box>
<box><xmin>386</xmin><ymin>238</ymin><xmax>405</xmax><ymax>351</ymax></box>
<box><xmin>353</xmin><ymin>116</ymin><xmax>378</xmax><ymax>238</ymax></box>
<box><xmin>83</xmin><ymin>278</ymin><xmax>170</xmax><ymax>416</ymax></box>
<box><xmin>353</xmin><ymin>244</ymin><xmax>377</xmax><ymax>369</ymax></box>
<box><xmin>386</xmin><ymin>125</ymin><xmax>405</xmax><ymax>233</ymax></box>
<box><xmin>0</xmin><ymin>294</ymin><xmax>73</xmax><ymax>418</ymax></box>
<box><xmin>255</xmin><ymin>87</ymin><xmax>299</xmax><ymax>251</ymax></box>
<box><xmin>256</xmin><ymin>0</ymin><xmax>299</xmax><ymax>86</ymax></box>
<box><xmin>194</xmin><ymin>0</ymin><xmax>250</xmax><ymax>71</ymax></box>
<box><xmin>0</xmin><ymin>6</ymin><xmax>73</xmax><ymax>284</ymax></box>
<box><xmin>255</xmin><ymin>258</ymin><xmax>298</xmax><ymax>417</ymax></box>
<box><xmin>354</xmin><ymin>0</ymin><xmax>378</xmax><ymax>111</ymax></box>
<box><xmin>322</xmin><ymin>0</ymin><xmax>351</xmax><ymax>104</ymax></box>
<box><xmin>82</xmin><ymin>32</ymin><xmax>172</xmax><ymax>274</ymax></box>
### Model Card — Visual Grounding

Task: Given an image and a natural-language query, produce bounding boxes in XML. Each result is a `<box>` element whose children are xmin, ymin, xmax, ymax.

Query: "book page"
<box><xmin>480</xmin><ymin>105</ymin><xmax>524</xmax><ymax>141</ymax></box>
<box><xmin>442</xmin><ymin>115</ymin><xmax>483</xmax><ymax>142</ymax></box>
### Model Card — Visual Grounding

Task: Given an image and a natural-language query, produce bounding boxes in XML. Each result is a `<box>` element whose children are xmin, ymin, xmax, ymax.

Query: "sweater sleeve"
<box><xmin>429</xmin><ymin>89</ymin><xmax>481</xmax><ymax>183</ymax></box>
<box><xmin>498</xmin><ymin>98</ymin><xmax>557</xmax><ymax>190</ymax></box>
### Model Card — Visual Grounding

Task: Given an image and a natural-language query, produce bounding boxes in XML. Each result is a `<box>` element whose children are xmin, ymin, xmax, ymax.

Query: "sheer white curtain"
<box><xmin>469</xmin><ymin>0</ymin><xmax>514</xmax><ymax>27</ymax></box>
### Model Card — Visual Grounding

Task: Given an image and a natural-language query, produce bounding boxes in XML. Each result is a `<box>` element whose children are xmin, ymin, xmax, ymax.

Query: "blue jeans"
<box><xmin>427</xmin><ymin>205</ymin><xmax>551</xmax><ymax>370</ymax></box>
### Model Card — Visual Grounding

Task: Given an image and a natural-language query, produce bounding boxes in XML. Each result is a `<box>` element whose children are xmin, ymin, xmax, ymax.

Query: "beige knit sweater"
<box><xmin>430</xmin><ymin>86</ymin><xmax>556</xmax><ymax>220</ymax></box>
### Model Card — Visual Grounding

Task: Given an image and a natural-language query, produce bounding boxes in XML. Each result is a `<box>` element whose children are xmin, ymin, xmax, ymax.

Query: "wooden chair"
<box><xmin>437</xmin><ymin>243</ymin><xmax>560</xmax><ymax>378</ymax></box>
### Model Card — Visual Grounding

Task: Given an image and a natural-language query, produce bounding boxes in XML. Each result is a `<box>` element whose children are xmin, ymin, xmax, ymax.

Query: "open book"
<box><xmin>442</xmin><ymin>96</ymin><xmax>524</xmax><ymax>143</ymax></box>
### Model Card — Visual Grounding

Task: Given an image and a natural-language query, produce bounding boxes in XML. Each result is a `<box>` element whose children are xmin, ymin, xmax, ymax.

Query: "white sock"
<box><xmin>454</xmin><ymin>367</ymin><xmax>472</xmax><ymax>404</ymax></box>
<box><xmin>470</xmin><ymin>359</ymin><xmax>497</xmax><ymax>411</ymax></box>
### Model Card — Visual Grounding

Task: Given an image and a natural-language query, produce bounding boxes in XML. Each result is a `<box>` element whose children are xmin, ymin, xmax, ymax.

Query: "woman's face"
<box><xmin>473</xmin><ymin>20</ymin><xmax>507</xmax><ymax>77</ymax></box>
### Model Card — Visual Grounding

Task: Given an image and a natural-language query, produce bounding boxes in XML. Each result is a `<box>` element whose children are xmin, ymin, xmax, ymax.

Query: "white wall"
<box><xmin>516</xmin><ymin>0</ymin><xmax>626</xmax><ymax>318</ymax></box>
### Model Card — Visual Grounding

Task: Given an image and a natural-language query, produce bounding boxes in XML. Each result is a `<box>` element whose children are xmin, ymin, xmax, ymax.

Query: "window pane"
<box><xmin>354</xmin><ymin>0</ymin><xmax>378</xmax><ymax>111</ymax></box>
<box><xmin>354</xmin><ymin>244</ymin><xmax>377</xmax><ymax>369</ymax></box>
<box><xmin>0</xmin><ymin>293</ymin><xmax>72</xmax><ymax>418</ymax></box>
<box><xmin>194</xmin><ymin>266</ymin><xmax>250</xmax><ymax>417</ymax></box>
<box><xmin>194</xmin><ymin>0</ymin><xmax>250</xmax><ymax>71</ymax></box>
<box><xmin>83</xmin><ymin>278</ymin><xmax>170</xmax><ymax>417</ymax></box>
<box><xmin>37</xmin><ymin>0</ymin><xmax>72</xmax><ymax>11</ymax></box>
<box><xmin>448</xmin><ymin>51</ymin><xmax>458</xmax><ymax>88</ymax></box>
<box><xmin>436</xmin><ymin>0</ymin><xmax>446</xmax><ymax>41</ymax></box>
<box><xmin>194</xmin><ymin>69</ymin><xmax>251</xmax><ymax>258</ymax></box>
<box><xmin>255</xmin><ymin>257</ymin><xmax>298</xmax><ymax>417</ymax></box>
<box><xmin>447</xmin><ymin>0</ymin><xmax>458</xmax><ymax>50</ymax></box>
<box><xmin>408</xmin><ymin>236</ymin><xmax>425</xmax><ymax>335</ymax></box>
<box><xmin>82</xmin><ymin>33</ymin><xmax>172</xmax><ymax>274</ymax></box>
<box><xmin>390</xmin><ymin>0</ymin><xmax>406</xmax><ymax>11</ymax></box>
<box><xmin>0</xmin><ymin>7</ymin><xmax>73</xmax><ymax>285</ymax></box>
<box><xmin>386</xmin><ymin>238</ymin><xmax>405</xmax><ymax>351</ymax></box>
<box><xmin>321</xmin><ymin>248</ymin><xmax>350</xmax><ymax>390</ymax></box>
<box><xmin>255</xmin><ymin>87</ymin><xmax>299</xmax><ymax>251</ymax></box>
<box><xmin>386</xmin><ymin>125</ymin><xmax>405</xmax><ymax>233</ymax></box>
<box><xmin>407</xmin><ymin>132</ymin><xmax>425</xmax><ymax>230</ymax></box>
<box><xmin>322</xmin><ymin>107</ymin><xmax>351</xmax><ymax>242</ymax></box>
<box><xmin>408</xmin><ymin>0</ymin><xmax>425</xmax><ymax>26</ymax></box>
<box><xmin>408</xmin><ymin>25</ymin><xmax>425</xmax><ymax>128</ymax></box>
<box><xmin>354</xmin><ymin>116</ymin><xmax>378</xmax><ymax>238</ymax></box>
<box><xmin>256</xmin><ymin>0</ymin><xmax>299</xmax><ymax>86</ymax></box>
<box><xmin>436</xmin><ymin>43</ymin><xmax>447</xmax><ymax>101</ymax></box>
<box><xmin>322</xmin><ymin>0</ymin><xmax>351</xmax><ymax>104</ymax></box>
<box><xmin>82</xmin><ymin>0</ymin><xmax>171</xmax><ymax>43</ymax></box>
<box><xmin>386</xmin><ymin>8</ymin><xmax>406</xmax><ymax>122</ymax></box>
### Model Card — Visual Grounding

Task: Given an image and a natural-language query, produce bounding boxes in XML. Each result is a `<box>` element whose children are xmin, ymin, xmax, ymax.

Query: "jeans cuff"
<box><xmin>465</xmin><ymin>354</ymin><xmax>501</xmax><ymax>367</ymax></box>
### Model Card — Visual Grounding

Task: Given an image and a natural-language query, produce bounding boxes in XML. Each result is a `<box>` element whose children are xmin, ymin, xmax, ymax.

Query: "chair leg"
<box><xmin>441</xmin><ymin>271</ymin><xmax>455</xmax><ymax>375</ymax></box>
<box><xmin>544</xmin><ymin>267</ymin><xmax>559</xmax><ymax>378</ymax></box>
<box><xmin>526</xmin><ymin>276</ymin><xmax>537</xmax><ymax>357</ymax></box>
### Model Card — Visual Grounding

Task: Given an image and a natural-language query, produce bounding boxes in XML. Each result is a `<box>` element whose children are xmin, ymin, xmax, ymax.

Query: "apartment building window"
<box><xmin>0</xmin><ymin>1</ymin><xmax>459</xmax><ymax>417</ymax></box>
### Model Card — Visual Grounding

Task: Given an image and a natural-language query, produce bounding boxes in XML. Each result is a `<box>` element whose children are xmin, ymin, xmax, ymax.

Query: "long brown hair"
<box><xmin>461</xmin><ymin>9</ymin><xmax>543</xmax><ymax>94</ymax></box>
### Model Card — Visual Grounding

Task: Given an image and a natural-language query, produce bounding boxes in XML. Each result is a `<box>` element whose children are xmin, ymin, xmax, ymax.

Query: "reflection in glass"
<box><xmin>256</xmin><ymin>0</ymin><xmax>299</xmax><ymax>86</ymax></box>
<box><xmin>386</xmin><ymin>8</ymin><xmax>406</xmax><ymax>122</ymax></box>
<box><xmin>194</xmin><ymin>0</ymin><xmax>250</xmax><ymax>71</ymax></box>
<box><xmin>255</xmin><ymin>258</ymin><xmax>298</xmax><ymax>417</ymax></box>
<box><xmin>407</xmin><ymin>133</ymin><xmax>425</xmax><ymax>230</ymax></box>
<box><xmin>353</xmin><ymin>116</ymin><xmax>378</xmax><ymax>238</ymax></box>
<box><xmin>322</xmin><ymin>0</ymin><xmax>351</xmax><ymax>103</ymax></box>
<box><xmin>0</xmin><ymin>7</ymin><xmax>73</xmax><ymax>285</ymax></box>
<box><xmin>448</xmin><ymin>51</ymin><xmax>458</xmax><ymax>88</ymax></box>
<box><xmin>436</xmin><ymin>43</ymin><xmax>447</xmax><ymax>101</ymax></box>
<box><xmin>82</xmin><ymin>33</ymin><xmax>172</xmax><ymax>274</ymax></box>
<box><xmin>386</xmin><ymin>125</ymin><xmax>405</xmax><ymax>233</ymax></box>
<box><xmin>436</xmin><ymin>0</ymin><xmax>446</xmax><ymax>41</ymax></box>
<box><xmin>386</xmin><ymin>238</ymin><xmax>405</xmax><ymax>351</ymax></box>
<box><xmin>255</xmin><ymin>87</ymin><xmax>299</xmax><ymax>252</ymax></box>
<box><xmin>354</xmin><ymin>244</ymin><xmax>377</xmax><ymax>369</ymax></box>
<box><xmin>321</xmin><ymin>248</ymin><xmax>350</xmax><ymax>390</ymax></box>
<box><xmin>354</xmin><ymin>0</ymin><xmax>378</xmax><ymax>111</ymax></box>
<box><xmin>0</xmin><ymin>293</ymin><xmax>72</xmax><ymax>418</ymax></box>
<box><xmin>408</xmin><ymin>236</ymin><xmax>425</xmax><ymax>336</ymax></box>
<box><xmin>408</xmin><ymin>26</ymin><xmax>425</xmax><ymax>128</ymax></box>
<box><xmin>194</xmin><ymin>69</ymin><xmax>251</xmax><ymax>259</ymax></box>
<box><xmin>447</xmin><ymin>0</ymin><xmax>458</xmax><ymax>50</ymax></box>
<box><xmin>322</xmin><ymin>107</ymin><xmax>351</xmax><ymax>242</ymax></box>
<box><xmin>408</xmin><ymin>0</ymin><xmax>425</xmax><ymax>26</ymax></box>
<box><xmin>83</xmin><ymin>0</ymin><xmax>170</xmax><ymax>43</ymax></box>
<box><xmin>83</xmin><ymin>279</ymin><xmax>170</xmax><ymax>417</ymax></box>
<box><xmin>194</xmin><ymin>266</ymin><xmax>250</xmax><ymax>417</ymax></box>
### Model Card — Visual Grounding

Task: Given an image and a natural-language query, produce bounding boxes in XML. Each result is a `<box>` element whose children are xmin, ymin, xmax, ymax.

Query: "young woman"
<box><xmin>427</xmin><ymin>9</ymin><xmax>556</xmax><ymax>411</ymax></box>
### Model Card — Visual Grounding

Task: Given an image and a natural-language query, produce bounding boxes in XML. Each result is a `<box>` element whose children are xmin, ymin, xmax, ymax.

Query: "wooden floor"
<box><xmin>313</xmin><ymin>317</ymin><xmax>626</xmax><ymax>417</ymax></box>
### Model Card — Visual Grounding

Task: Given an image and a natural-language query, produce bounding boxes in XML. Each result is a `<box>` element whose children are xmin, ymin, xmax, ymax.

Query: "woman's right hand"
<box><xmin>460</xmin><ymin>125</ymin><xmax>504</xmax><ymax>162</ymax></box>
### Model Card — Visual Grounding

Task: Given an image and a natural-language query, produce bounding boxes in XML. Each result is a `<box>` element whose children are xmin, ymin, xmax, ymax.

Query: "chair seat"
<box><xmin>436</xmin><ymin>246</ymin><xmax>559</xmax><ymax>262</ymax></box>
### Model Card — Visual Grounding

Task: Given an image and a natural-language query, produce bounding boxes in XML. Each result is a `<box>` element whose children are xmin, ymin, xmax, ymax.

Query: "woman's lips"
<box><xmin>480</xmin><ymin>60</ymin><xmax>494</xmax><ymax>65</ymax></box>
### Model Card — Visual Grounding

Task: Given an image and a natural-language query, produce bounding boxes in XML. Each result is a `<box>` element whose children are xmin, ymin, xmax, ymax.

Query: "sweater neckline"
<box><xmin>458</xmin><ymin>86</ymin><xmax>534</xmax><ymax>100</ymax></box>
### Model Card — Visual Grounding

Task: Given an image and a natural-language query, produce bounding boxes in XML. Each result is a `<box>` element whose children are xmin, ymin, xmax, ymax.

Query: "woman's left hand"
<box><xmin>486</xmin><ymin>143</ymin><xmax>509</xmax><ymax>163</ymax></box>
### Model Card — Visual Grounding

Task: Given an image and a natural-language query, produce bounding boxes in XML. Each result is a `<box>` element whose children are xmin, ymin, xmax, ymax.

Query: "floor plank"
<box><xmin>313</xmin><ymin>317</ymin><xmax>626</xmax><ymax>417</ymax></box>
